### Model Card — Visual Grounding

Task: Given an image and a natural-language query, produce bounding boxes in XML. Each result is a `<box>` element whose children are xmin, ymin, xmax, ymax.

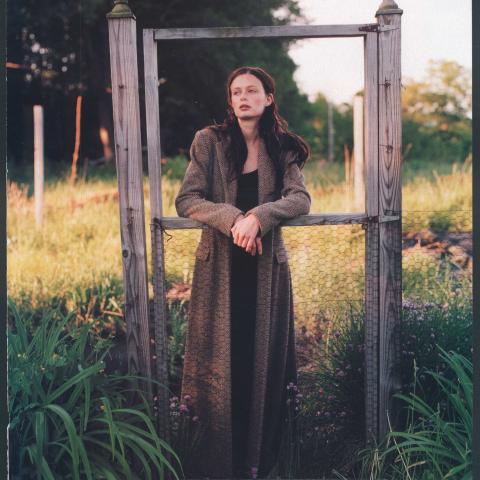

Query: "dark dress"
<box><xmin>230</xmin><ymin>168</ymin><xmax>259</xmax><ymax>478</ymax></box>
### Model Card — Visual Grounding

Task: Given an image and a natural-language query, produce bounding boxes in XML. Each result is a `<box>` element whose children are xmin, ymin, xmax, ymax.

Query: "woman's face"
<box><xmin>229</xmin><ymin>73</ymin><xmax>273</xmax><ymax>122</ymax></box>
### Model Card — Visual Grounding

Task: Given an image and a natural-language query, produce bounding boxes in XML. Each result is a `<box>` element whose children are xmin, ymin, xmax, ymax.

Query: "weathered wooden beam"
<box><xmin>158</xmin><ymin>213</ymin><xmax>394</xmax><ymax>229</ymax></box>
<box><xmin>107</xmin><ymin>1</ymin><xmax>153</xmax><ymax>400</ymax></box>
<box><xmin>364</xmin><ymin>30</ymin><xmax>380</xmax><ymax>446</ymax></box>
<box><xmin>376</xmin><ymin>0</ymin><xmax>403</xmax><ymax>440</ymax></box>
<box><xmin>153</xmin><ymin>24</ymin><xmax>375</xmax><ymax>40</ymax></box>
<box><xmin>143</xmin><ymin>27</ymin><xmax>171</xmax><ymax>453</ymax></box>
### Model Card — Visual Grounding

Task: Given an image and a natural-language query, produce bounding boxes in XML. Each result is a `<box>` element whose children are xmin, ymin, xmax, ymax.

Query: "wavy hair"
<box><xmin>207</xmin><ymin>66</ymin><xmax>310</xmax><ymax>185</ymax></box>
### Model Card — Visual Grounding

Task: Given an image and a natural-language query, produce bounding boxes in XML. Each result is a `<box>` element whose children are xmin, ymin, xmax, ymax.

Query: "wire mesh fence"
<box><xmin>402</xmin><ymin>209</ymin><xmax>472</xmax><ymax>304</ymax></box>
<box><xmin>162</xmin><ymin>208</ymin><xmax>472</xmax><ymax>383</ymax></box>
<box><xmin>157</xmin><ymin>205</ymin><xmax>473</xmax><ymax>476</ymax></box>
<box><xmin>163</xmin><ymin>223</ymin><xmax>366</xmax><ymax>375</ymax></box>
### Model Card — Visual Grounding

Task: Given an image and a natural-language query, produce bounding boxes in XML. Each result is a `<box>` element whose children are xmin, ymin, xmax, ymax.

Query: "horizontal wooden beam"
<box><xmin>152</xmin><ymin>24</ymin><xmax>374</xmax><ymax>41</ymax></box>
<box><xmin>158</xmin><ymin>213</ymin><xmax>397</xmax><ymax>230</ymax></box>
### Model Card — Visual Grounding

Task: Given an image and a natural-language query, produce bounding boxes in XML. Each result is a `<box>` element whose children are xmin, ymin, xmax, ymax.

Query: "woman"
<box><xmin>175</xmin><ymin>66</ymin><xmax>311</xmax><ymax>479</ymax></box>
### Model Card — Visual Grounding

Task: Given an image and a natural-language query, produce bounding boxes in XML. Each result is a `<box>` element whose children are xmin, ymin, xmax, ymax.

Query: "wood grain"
<box><xmin>162</xmin><ymin>213</ymin><xmax>371</xmax><ymax>229</ymax></box>
<box><xmin>143</xmin><ymin>28</ymin><xmax>171</xmax><ymax>450</ymax></box>
<box><xmin>364</xmin><ymin>30</ymin><xmax>380</xmax><ymax>445</ymax></box>
<box><xmin>107</xmin><ymin>17</ymin><xmax>153</xmax><ymax>400</ymax></box>
<box><xmin>376</xmin><ymin>6</ymin><xmax>403</xmax><ymax>439</ymax></box>
<box><xmin>153</xmin><ymin>24</ymin><xmax>375</xmax><ymax>40</ymax></box>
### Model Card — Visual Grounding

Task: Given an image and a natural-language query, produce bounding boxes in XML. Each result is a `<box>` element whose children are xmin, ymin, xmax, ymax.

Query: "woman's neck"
<box><xmin>238</xmin><ymin>119</ymin><xmax>260</xmax><ymax>145</ymax></box>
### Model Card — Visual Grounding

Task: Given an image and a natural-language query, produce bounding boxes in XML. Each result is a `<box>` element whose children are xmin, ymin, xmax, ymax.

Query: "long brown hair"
<box><xmin>207</xmin><ymin>66</ymin><xmax>310</xmax><ymax>185</ymax></box>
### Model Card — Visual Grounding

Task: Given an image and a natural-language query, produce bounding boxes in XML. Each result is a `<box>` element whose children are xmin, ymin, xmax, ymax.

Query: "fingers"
<box><xmin>231</xmin><ymin>232</ymin><xmax>262</xmax><ymax>256</ymax></box>
<box><xmin>231</xmin><ymin>216</ymin><xmax>262</xmax><ymax>254</ymax></box>
<box><xmin>245</xmin><ymin>237</ymin><xmax>262</xmax><ymax>256</ymax></box>
<box><xmin>245</xmin><ymin>237</ymin><xmax>256</xmax><ymax>255</ymax></box>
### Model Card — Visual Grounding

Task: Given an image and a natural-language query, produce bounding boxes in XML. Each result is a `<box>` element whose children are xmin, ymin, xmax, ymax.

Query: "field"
<box><xmin>7</xmin><ymin>154</ymin><xmax>473</xmax><ymax>479</ymax></box>
<box><xmin>7</xmin><ymin>155</ymin><xmax>472</xmax><ymax>321</ymax></box>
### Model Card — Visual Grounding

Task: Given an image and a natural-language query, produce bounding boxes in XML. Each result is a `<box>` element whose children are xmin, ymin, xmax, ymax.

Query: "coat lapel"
<box><xmin>214</xmin><ymin>133</ymin><xmax>276</xmax><ymax>206</ymax></box>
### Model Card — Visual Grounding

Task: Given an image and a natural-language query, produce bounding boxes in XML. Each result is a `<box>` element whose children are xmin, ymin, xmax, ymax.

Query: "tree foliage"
<box><xmin>401</xmin><ymin>60</ymin><xmax>471</xmax><ymax>163</ymax></box>
<box><xmin>7</xmin><ymin>0</ymin><xmax>318</xmax><ymax>161</ymax></box>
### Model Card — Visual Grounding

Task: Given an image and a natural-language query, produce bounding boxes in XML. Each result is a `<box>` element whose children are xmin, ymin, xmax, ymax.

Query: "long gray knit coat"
<box><xmin>175</xmin><ymin>126</ymin><xmax>311</xmax><ymax>479</ymax></box>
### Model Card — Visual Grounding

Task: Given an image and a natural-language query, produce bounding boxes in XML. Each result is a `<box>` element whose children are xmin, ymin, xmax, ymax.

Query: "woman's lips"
<box><xmin>240</xmin><ymin>105</ymin><xmax>251</xmax><ymax>110</ymax></box>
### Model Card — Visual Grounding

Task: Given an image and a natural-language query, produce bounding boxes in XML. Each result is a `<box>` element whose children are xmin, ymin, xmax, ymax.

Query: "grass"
<box><xmin>7</xmin><ymin>156</ymin><xmax>472</xmax><ymax>326</ymax></box>
<box><xmin>353</xmin><ymin>347</ymin><xmax>472</xmax><ymax>480</ymax></box>
<box><xmin>7</xmin><ymin>154</ymin><xmax>472</xmax><ymax>479</ymax></box>
<box><xmin>8</xmin><ymin>298</ymin><xmax>183</xmax><ymax>479</ymax></box>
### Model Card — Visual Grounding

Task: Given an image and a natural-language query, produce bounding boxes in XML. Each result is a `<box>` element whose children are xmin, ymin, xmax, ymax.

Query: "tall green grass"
<box><xmin>353</xmin><ymin>347</ymin><xmax>472</xmax><ymax>480</ymax></box>
<box><xmin>8</xmin><ymin>298</ymin><xmax>183</xmax><ymax>479</ymax></box>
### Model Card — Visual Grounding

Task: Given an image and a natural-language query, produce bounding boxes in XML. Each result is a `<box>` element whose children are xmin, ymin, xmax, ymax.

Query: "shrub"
<box><xmin>400</xmin><ymin>298</ymin><xmax>473</xmax><ymax>413</ymax></box>
<box><xmin>293</xmin><ymin>297</ymin><xmax>472</xmax><ymax>479</ymax></box>
<box><xmin>358</xmin><ymin>347</ymin><xmax>472</xmax><ymax>479</ymax></box>
<box><xmin>293</xmin><ymin>304</ymin><xmax>366</xmax><ymax>477</ymax></box>
<box><xmin>8</xmin><ymin>297</ymin><xmax>183</xmax><ymax>480</ymax></box>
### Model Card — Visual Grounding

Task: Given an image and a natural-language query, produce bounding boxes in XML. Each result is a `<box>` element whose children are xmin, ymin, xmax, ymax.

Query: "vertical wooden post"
<box><xmin>69</xmin><ymin>95</ymin><xmax>83</xmax><ymax>186</ymax></box>
<box><xmin>106</xmin><ymin>0</ymin><xmax>153</xmax><ymax>400</ymax></box>
<box><xmin>363</xmin><ymin>31</ymin><xmax>379</xmax><ymax>445</ymax></box>
<box><xmin>327</xmin><ymin>101</ymin><xmax>335</xmax><ymax>162</ymax></box>
<box><xmin>143</xmin><ymin>28</ymin><xmax>171</xmax><ymax>449</ymax></box>
<box><xmin>353</xmin><ymin>94</ymin><xmax>364</xmax><ymax>210</ymax></box>
<box><xmin>376</xmin><ymin>0</ymin><xmax>403</xmax><ymax>439</ymax></box>
<box><xmin>33</xmin><ymin>105</ymin><xmax>44</xmax><ymax>230</ymax></box>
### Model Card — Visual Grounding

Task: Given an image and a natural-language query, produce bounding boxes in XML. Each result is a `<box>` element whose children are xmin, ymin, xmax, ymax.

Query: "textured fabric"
<box><xmin>175</xmin><ymin>127</ymin><xmax>311</xmax><ymax>479</ymax></box>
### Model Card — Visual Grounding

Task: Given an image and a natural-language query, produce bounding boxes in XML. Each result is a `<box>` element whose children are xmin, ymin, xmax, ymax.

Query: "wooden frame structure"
<box><xmin>106</xmin><ymin>0</ymin><xmax>403</xmax><ymax>451</ymax></box>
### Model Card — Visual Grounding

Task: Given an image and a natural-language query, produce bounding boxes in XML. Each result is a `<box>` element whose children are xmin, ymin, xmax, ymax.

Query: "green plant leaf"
<box><xmin>44</xmin><ymin>404</ymin><xmax>81</xmax><ymax>480</ymax></box>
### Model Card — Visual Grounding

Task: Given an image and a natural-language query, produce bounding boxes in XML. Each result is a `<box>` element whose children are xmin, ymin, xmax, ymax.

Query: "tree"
<box><xmin>308</xmin><ymin>92</ymin><xmax>353</xmax><ymax>162</ymax></box>
<box><xmin>7</xmin><ymin>0</ymin><xmax>316</xmax><ymax>166</ymax></box>
<box><xmin>401</xmin><ymin>60</ymin><xmax>471</xmax><ymax>163</ymax></box>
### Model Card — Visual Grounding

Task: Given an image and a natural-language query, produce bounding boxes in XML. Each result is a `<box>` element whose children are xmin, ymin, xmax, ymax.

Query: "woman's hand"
<box><xmin>231</xmin><ymin>214</ymin><xmax>263</xmax><ymax>255</ymax></box>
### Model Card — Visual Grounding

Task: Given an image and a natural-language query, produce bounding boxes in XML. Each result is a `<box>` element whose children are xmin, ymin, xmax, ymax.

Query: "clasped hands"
<box><xmin>231</xmin><ymin>213</ymin><xmax>263</xmax><ymax>256</ymax></box>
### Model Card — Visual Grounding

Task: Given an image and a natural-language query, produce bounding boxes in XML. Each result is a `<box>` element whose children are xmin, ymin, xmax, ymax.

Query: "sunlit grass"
<box><xmin>7</xmin><ymin>159</ymin><xmax>472</xmax><ymax>312</ymax></box>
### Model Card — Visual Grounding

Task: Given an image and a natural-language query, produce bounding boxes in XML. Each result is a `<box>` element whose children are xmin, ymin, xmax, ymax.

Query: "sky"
<box><xmin>284</xmin><ymin>0</ymin><xmax>472</xmax><ymax>105</ymax></box>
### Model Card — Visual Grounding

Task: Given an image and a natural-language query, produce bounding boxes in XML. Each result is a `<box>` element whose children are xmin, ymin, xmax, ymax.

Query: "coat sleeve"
<box><xmin>244</xmin><ymin>152</ymin><xmax>311</xmax><ymax>238</ymax></box>
<box><xmin>175</xmin><ymin>129</ymin><xmax>245</xmax><ymax>238</ymax></box>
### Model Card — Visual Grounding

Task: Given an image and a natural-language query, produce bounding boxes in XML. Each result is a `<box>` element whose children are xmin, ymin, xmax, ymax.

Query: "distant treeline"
<box><xmin>7</xmin><ymin>1</ymin><xmax>471</xmax><ymax>170</ymax></box>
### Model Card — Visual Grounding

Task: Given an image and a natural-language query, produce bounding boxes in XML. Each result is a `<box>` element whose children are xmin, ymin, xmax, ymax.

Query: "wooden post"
<box><xmin>143</xmin><ymin>27</ymin><xmax>172</xmax><ymax>451</ymax></box>
<box><xmin>363</xmin><ymin>30</ymin><xmax>379</xmax><ymax>445</ymax></box>
<box><xmin>376</xmin><ymin>0</ymin><xmax>403</xmax><ymax>440</ymax></box>
<box><xmin>33</xmin><ymin>105</ymin><xmax>44</xmax><ymax>229</ymax></box>
<box><xmin>327</xmin><ymin>101</ymin><xmax>335</xmax><ymax>162</ymax></box>
<box><xmin>353</xmin><ymin>94</ymin><xmax>364</xmax><ymax>210</ymax></box>
<box><xmin>106</xmin><ymin>1</ymin><xmax>153</xmax><ymax>400</ymax></box>
<box><xmin>344</xmin><ymin>144</ymin><xmax>353</xmax><ymax>211</ymax></box>
<box><xmin>69</xmin><ymin>95</ymin><xmax>83</xmax><ymax>186</ymax></box>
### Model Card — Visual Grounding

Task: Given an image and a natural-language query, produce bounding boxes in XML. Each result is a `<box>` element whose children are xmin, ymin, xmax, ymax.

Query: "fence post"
<box><xmin>353</xmin><ymin>94</ymin><xmax>364</xmax><ymax>211</ymax></box>
<box><xmin>143</xmin><ymin>28</ymin><xmax>172</xmax><ymax>451</ymax></box>
<box><xmin>376</xmin><ymin>0</ymin><xmax>403</xmax><ymax>439</ymax></box>
<box><xmin>106</xmin><ymin>1</ymin><xmax>153</xmax><ymax>400</ymax></box>
<box><xmin>363</xmin><ymin>30</ymin><xmax>379</xmax><ymax>445</ymax></box>
<box><xmin>33</xmin><ymin>105</ymin><xmax>44</xmax><ymax>230</ymax></box>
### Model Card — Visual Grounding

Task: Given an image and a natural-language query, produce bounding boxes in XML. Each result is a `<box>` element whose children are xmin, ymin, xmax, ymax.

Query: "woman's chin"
<box><xmin>236</xmin><ymin>111</ymin><xmax>260</xmax><ymax>120</ymax></box>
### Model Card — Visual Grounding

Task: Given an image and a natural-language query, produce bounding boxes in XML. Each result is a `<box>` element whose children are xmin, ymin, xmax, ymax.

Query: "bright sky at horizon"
<box><xmin>285</xmin><ymin>0</ymin><xmax>472</xmax><ymax>106</ymax></box>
